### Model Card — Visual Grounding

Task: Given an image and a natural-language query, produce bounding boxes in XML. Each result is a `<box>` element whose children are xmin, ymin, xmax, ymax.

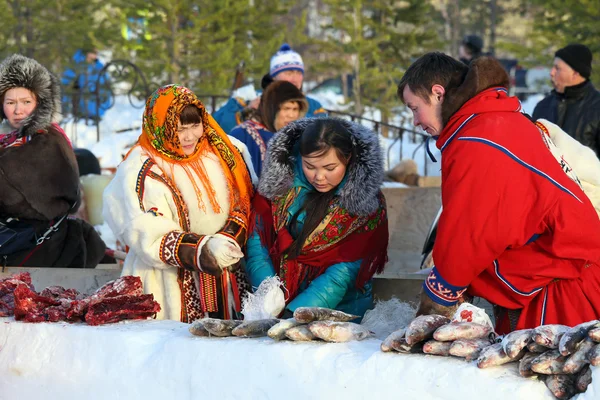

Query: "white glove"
<box><xmin>203</xmin><ymin>234</ymin><xmax>244</xmax><ymax>269</ymax></box>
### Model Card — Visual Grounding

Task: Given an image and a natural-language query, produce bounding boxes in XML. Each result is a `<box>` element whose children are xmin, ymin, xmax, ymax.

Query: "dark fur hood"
<box><xmin>0</xmin><ymin>54</ymin><xmax>61</xmax><ymax>137</ymax></box>
<box><xmin>258</xmin><ymin>117</ymin><xmax>384</xmax><ymax>216</ymax></box>
<box><xmin>441</xmin><ymin>56</ymin><xmax>510</xmax><ymax>125</ymax></box>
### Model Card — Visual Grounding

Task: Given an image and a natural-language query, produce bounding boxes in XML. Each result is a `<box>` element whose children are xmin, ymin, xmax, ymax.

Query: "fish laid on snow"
<box><xmin>562</xmin><ymin>337</ymin><xmax>595</xmax><ymax>374</ymax></box>
<box><xmin>267</xmin><ymin>318</ymin><xmax>302</xmax><ymax>340</ymax></box>
<box><xmin>588</xmin><ymin>343</ymin><xmax>600</xmax><ymax>366</ymax></box>
<box><xmin>433</xmin><ymin>322</ymin><xmax>493</xmax><ymax>342</ymax></box>
<box><xmin>189</xmin><ymin>320</ymin><xmax>210</xmax><ymax>337</ymax></box>
<box><xmin>527</xmin><ymin>341</ymin><xmax>549</xmax><ymax>353</ymax></box>
<box><xmin>589</xmin><ymin>327</ymin><xmax>600</xmax><ymax>342</ymax></box>
<box><xmin>530</xmin><ymin>349</ymin><xmax>568</xmax><ymax>375</ymax></box>
<box><xmin>308</xmin><ymin>321</ymin><xmax>372</xmax><ymax>343</ymax></box>
<box><xmin>501</xmin><ymin>329</ymin><xmax>533</xmax><ymax>359</ymax></box>
<box><xmin>558</xmin><ymin>320</ymin><xmax>599</xmax><ymax>356</ymax></box>
<box><xmin>423</xmin><ymin>340</ymin><xmax>453</xmax><ymax>356</ymax></box>
<box><xmin>391</xmin><ymin>336</ymin><xmax>424</xmax><ymax>354</ymax></box>
<box><xmin>476</xmin><ymin>343</ymin><xmax>518</xmax><ymax>368</ymax></box>
<box><xmin>293</xmin><ymin>307</ymin><xmax>359</xmax><ymax>323</ymax></box>
<box><xmin>532</xmin><ymin>324</ymin><xmax>570</xmax><ymax>349</ymax></box>
<box><xmin>575</xmin><ymin>365</ymin><xmax>592</xmax><ymax>392</ymax></box>
<box><xmin>519</xmin><ymin>352</ymin><xmax>540</xmax><ymax>378</ymax></box>
<box><xmin>285</xmin><ymin>325</ymin><xmax>317</xmax><ymax>341</ymax></box>
<box><xmin>449</xmin><ymin>338</ymin><xmax>493</xmax><ymax>361</ymax></box>
<box><xmin>381</xmin><ymin>328</ymin><xmax>406</xmax><ymax>352</ymax></box>
<box><xmin>201</xmin><ymin>318</ymin><xmax>243</xmax><ymax>337</ymax></box>
<box><xmin>405</xmin><ymin>315</ymin><xmax>450</xmax><ymax>345</ymax></box>
<box><xmin>544</xmin><ymin>374</ymin><xmax>576</xmax><ymax>400</ymax></box>
<box><xmin>232</xmin><ymin>319</ymin><xmax>280</xmax><ymax>338</ymax></box>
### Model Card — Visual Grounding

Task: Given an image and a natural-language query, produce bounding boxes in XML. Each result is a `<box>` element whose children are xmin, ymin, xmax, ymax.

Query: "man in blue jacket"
<box><xmin>61</xmin><ymin>49</ymin><xmax>112</xmax><ymax>122</ymax></box>
<box><xmin>213</xmin><ymin>44</ymin><xmax>327</xmax><ymax>134</ymax></box>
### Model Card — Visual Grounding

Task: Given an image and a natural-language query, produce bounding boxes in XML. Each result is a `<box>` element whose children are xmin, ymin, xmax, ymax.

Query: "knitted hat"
<box><xmin>555</xmin><ymin>44</ymin><xmax>592</xmax><ymax>79</ymax></box>
<box><xmin>269</xmin><ymin>44</ymin><xmax>304</xmax><ymax>78</ymax></box>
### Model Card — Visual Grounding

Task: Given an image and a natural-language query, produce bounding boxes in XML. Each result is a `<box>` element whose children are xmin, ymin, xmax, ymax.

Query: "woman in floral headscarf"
<box><xmin>103</xmin><ymin>84</ymin><xmax>256</xmax><ymax>322</ymax></box>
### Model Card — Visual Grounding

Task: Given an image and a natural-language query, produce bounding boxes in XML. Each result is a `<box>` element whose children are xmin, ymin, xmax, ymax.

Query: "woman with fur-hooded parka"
<box><xmin>0</xmin><ymin>54</ymin><xmax>106</xmax><ymax>268</ymax></box>
<box><xmin>245</xmin><ymin>118</ymin><xmax>389</xmax><ymax>319</ymax></box>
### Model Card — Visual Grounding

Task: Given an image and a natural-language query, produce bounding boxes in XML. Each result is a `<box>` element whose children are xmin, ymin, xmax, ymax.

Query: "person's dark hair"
<box><xmin>179</xmin><ymin>104</ymin><xmax>203</xmax><ymax>125</ymax></box>
<box><xmin>74</xmin><ymin>148</ymin><xmax>101</xmax><ymax>176</ymax></box>
<box><xmin>286</xmin><ymin>119</ymin><xmax>356</xmax><ymax>258</ymax></box>
<box><xmin>256</xmin><ymin>80</ymin><xmax>307</xmax><ymax>132</ymax></box>
<box><xmin>261</xmin><ymin>73</ymin><xmax>274</xmax><ymax>90</ymax></box>
<box><xmin>397</xmin><ymin>52</ymin><xmax>468</xmax><ymax>104</ymax></box>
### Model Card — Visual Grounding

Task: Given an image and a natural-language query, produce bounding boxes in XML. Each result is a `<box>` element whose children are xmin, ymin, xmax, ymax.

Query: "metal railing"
<box><xmin>60</xmin><ymin>60</ymin><xmax>152</xmax><ymax>143</ymax></box>
<box><xmin>59</xmin><ymin>65</ymin><xmax>434</xmax><ymax>175</ymax></box>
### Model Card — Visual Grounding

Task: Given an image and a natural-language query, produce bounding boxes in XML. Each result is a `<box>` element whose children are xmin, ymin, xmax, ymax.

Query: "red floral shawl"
<box><xmin>252</xmin><ymin>188</ymin><xmax>389</xmax><ymax>302</ymax></box>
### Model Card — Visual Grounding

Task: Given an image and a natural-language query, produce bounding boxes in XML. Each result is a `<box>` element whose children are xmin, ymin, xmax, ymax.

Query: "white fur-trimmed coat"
<box><xmin>537</xmin><ymin>119</ymin><xmax>600</xmax><ymax>219</ymax></box>
<box><xmin>103</xmin><ymin>137</ymin><xmax>256</xmax><ymax>320</ymax></box>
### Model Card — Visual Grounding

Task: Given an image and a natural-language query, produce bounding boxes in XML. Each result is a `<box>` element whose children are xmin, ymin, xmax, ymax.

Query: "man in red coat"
<box><xmin>397</xmin><ymin>52</ymin><xmax>600</xmax><ymax>333</ymax></box>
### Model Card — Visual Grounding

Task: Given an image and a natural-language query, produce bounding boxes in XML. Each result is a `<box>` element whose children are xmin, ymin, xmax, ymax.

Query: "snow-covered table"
<box><xmin>0</xmin><ymin>318</ymin><xmax>596</xmax><ymax>400</ymax></box>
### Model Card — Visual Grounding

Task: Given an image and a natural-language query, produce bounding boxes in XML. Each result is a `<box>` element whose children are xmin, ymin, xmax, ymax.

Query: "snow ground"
<box><xmin>2</xmin><ymin>317</ymin><xmax>588</xmax><ymax>400</ymax></box>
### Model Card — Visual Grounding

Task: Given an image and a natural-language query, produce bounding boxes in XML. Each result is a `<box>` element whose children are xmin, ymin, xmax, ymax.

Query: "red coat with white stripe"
<box><xmin>425</xmin><ymin>87</ymin><xmax>600</xmax><ymax>331</ymax></box>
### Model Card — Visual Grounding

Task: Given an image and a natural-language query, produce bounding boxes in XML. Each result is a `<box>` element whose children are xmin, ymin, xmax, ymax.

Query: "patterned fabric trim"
<box><xmin>181</xmin><ymin>270</ymin><xmax>205</xmax><ymax>323</ymax></box>
<box><xmin>194</xmin><ymin>243</ymin><xmax>219</xmax><ymax>313</ymax></box>
<box><xmin>135</xmin><ymin>158</ymin><xmax>156</xmax><ymax>211</ymax></box>
<box><xmin>233</xmin><ymin>267</ymin><xmax>251</xmax><ymax>308</ymax></box>
<box><xmin>221</xmin><ymin>211</ymin><xmax>249</xmax><ymax>246</ymax></box>
<box><xmin>241</xmin><ymin>120</ymin><xmax>268</xmax><ymax>161</ymax></box>
<box><xmin>0</xmin><ymin>132</ymin><xmax>30</xmax><ymax>148</ymax></box>
<box><xmin>423</xmin><ymin>266</ymin><xmax>468</xmax><ymax>307</ymax></box>
<box><xmin>148</xmin><ymin>171</ymin><xmax>191</xmax><ymax>231</ymax></box>
<box><xmin>159</xmin><ymin>231</ymin><xmax>185</xmax><ymax>268</ymax></box>
<box><xmin>272</xmin><ymin>189</ymin><xmax>386</xmax><ymax>254</ymax></box>
<box><xmin>535</xmin><ymin>120</ymin><xmax>550</xmax><ymax>138</ymax></box>
<box><xmin>207</xmin><ymin>129</ymin><xmax>236</xmax><ymax>171</ymax></box>
<box><xmin>534</xmin><ymin>121</ymin><xmax>583</xmax><ymax>189</ymax></box>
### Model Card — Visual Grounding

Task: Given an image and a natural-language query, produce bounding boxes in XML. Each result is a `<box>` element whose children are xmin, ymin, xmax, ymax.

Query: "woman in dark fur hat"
<box><xmin>0</xmin><ymin>54</ymin><xmax>105</xmax><ymax>268</ymax></box>
<box><xmin>245</xmin><ymin>117</ymin><xmax>389</xmax><ymax>320</ymax></box>
<box><xmin>229</xmin><ymin>80</ymin><xmax>307</xmax><ymax>176</ymax></box>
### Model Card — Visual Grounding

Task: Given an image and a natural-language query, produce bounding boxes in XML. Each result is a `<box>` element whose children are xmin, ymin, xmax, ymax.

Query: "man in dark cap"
<box><xmin>533</xmin><ymin>44</ymin><xmax>600</xmax><ymax>154</ymax></box>
<box><xmin>458</xmin><ymin>35</ymin><xmax>484</xmax><ymax>65</ymax></box>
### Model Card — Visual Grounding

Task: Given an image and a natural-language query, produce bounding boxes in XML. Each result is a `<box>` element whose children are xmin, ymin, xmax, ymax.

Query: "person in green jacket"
<box><xmin>245</xmin><ymin>118</ymin><xmax>388</xmax><ymax>319</ymax></box>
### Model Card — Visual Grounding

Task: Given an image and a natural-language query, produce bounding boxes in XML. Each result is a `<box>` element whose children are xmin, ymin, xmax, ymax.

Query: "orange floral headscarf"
<box><xmin>129</xmin><ymin>84</ymin><xmax>253</xmax><ymax>219</ymax></box>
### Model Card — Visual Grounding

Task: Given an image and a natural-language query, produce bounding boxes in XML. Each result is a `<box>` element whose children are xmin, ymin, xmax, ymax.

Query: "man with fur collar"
<box><xmin>398</xmin><ymin>52</ymin><xmax>600</xmax><ymax>332</ymax></box>
<box><xmin>0</xmin><ymin>54</ymin><xmax>105</xmax><ymax>268</ymax></box>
